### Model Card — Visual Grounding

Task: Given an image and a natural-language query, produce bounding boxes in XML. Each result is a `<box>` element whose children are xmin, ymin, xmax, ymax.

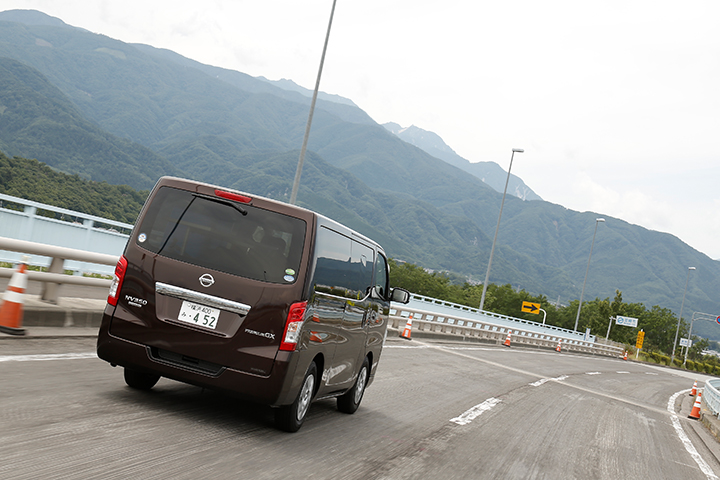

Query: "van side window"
<box><xmin>350</xmin><ymin>241</ymin><xmax>374</xmax><ymax>298</ymax></box>
<box><xmin>312</xmin><ymin>227</ymin><xmax>374</xmax><ymax>299</ymax></box>
<box><xmin>374</xmin><ymin>253</ymin><xmax>389</xmax><ymax>299</ymax></box>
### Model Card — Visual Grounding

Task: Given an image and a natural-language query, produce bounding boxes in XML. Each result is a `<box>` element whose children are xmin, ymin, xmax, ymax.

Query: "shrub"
<box><xmin>656</xmin><ymin>353</ymin><xmax>670</xmax><ymax>365</ymax></box>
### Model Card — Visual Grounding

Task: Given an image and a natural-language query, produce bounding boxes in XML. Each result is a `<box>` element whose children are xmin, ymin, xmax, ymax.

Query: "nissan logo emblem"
<box><xmin>199</xmin><ymin>273</ymin><xmax>215</xmax><ymax>287</ymax></box>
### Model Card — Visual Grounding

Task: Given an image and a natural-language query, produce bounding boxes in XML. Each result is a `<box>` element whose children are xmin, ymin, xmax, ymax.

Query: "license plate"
<box><xmin>177</xmin><ymin>301</ymin><xmax>220</xmax><ymax>330</ymax></box>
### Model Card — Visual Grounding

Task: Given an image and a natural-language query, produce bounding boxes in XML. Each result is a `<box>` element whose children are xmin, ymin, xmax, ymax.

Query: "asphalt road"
<box><xmin>2</xmin><ymin>337</ymin><xmax>720</xmax><ymax>479</ymax></box>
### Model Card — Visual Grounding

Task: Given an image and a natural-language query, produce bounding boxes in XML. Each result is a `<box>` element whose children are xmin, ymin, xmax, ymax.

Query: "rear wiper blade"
<box><xmin>193</xmin><ymin>193</ymin><xmax>248</xmax><ymax>216</ymax></box>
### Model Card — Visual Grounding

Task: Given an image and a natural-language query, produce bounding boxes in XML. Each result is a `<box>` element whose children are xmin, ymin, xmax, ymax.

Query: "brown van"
<box><xmin>97</xmin><ymin>177</ymin><xmax>409</xmax><ymax>431</ymax></box>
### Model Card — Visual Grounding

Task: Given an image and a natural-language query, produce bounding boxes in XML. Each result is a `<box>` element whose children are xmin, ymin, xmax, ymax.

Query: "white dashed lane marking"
<box><xmin>0</xmin><ymin>353</ymin><xmax>97</xmax><ymax>363</ymax></box>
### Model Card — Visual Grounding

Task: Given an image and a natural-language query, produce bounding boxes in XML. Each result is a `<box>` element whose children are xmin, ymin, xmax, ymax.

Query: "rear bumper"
<box><xmin>96</xmin><ymin>312</ymin><xmax>300</xmax><ymax>406</ymax></box>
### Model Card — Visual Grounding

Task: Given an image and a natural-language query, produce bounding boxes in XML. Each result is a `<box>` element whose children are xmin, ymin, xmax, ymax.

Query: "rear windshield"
<box><xmin>135</xmin><ymin>186</ymin><xmax>307</xmax><ymax>284</ymax></box>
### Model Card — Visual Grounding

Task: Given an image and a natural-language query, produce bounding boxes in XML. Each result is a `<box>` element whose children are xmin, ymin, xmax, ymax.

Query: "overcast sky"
<box><xmin>5</xmin><ymin>0</ymin><xmax>720</xmax><ymax>259</ymax></box>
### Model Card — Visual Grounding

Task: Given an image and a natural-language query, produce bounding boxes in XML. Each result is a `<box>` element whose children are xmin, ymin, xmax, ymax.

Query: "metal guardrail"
<box><xmin>705</xmin><ymin>379</ymin><xmax>720</xmax><ymax>418</ymax></box>
<box><xmin>389</xmin><ymin>305</ymin><xmax>625</xmax><ymax>357</ymax></box>
<box><xmin>406</xmin><ymin>292</ymin><xmax>595</xmax><ymax>342</ymax></box>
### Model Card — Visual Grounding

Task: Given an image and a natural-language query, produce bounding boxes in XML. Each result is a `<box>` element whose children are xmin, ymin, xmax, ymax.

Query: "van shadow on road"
<box><xmin>97</xmin><ymin>378</ymin><xmax>344</xmax><ymax>435</ymax></box>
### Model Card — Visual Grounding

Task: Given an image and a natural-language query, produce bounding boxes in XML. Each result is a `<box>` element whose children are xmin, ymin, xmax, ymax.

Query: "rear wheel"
<box><xmin>275</xmin><ymin>362</ymin><xmax>317</xmax><ymax>432</ymax></box>
<box><xmin>337</xmin><ymin>357</ymin><xmax>369</xmax><ymax>414</ymax></box>
<box><xmin>124</xmin><ymin>367</ymin><xmax>160</xmax><ymax>390</ymax></box>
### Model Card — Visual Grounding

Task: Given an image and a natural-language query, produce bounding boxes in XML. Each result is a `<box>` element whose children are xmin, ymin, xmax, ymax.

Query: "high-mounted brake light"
<box><xmin>279</xmin><ymin>301</ymin><xmax>308</xmax><ymax>351</ymax></box>
<box><xmin>215</xmin><ymin>189</ymin><xmax>252</xmax><ymax>204</ymax></box>
<box><xmin>107</xmin><ymin>255</ymin><xmax>128</xmax><ymax>306</ymax></box>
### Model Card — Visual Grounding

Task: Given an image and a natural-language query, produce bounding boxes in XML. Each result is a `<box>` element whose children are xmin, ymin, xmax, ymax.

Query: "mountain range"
<box><xmin>1</xmin><ymin>9</ymin><xmax>718</xmax><ymax>341</ymax></box>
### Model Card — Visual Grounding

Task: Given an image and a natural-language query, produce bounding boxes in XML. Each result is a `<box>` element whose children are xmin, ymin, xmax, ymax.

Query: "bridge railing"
<box><xmin>0</xmin><ymin>193</ymin><xmax>131</xmax><ymax>277</ymax></box>
<box><xmin>704</xmin><ymin>379</ymin><xmax>720</xmax><ymax>418</ymax></box>
<box><xmin>0</xmin><ymin>236</ymin><xmax>116</xmax><ymax>303</ymax></box>
<box><xmin>389</xmin><ymin>305</ymin><xmax>625</xmax><ymax>357</ymax></box>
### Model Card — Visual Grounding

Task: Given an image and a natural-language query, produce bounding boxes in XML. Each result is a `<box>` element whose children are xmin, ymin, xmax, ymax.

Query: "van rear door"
<box><xmin>109</xmin><ymin>183</ymin><xmax>309</xmax><ymax>376</ymax></box>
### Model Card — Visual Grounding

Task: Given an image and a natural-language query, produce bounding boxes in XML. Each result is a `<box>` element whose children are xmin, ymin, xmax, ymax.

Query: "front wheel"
<box><xmin>275</xmin><ymin>362</ymin><xmax>317</xmax><ymax>432</ymax></box>
<box><xmin>337</xmin><ymin>357</ymin><xmax>369</xmax><ymax>414</ymax></box>
<box><xmin>124</xmin><ymin>367</ymin><xmax>160</xmax><ymax>390</ymax></box>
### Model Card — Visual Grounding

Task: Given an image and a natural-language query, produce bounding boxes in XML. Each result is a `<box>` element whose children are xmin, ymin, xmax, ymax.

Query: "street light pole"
<box><xmin>289</xmin><ymin>0</ymin><xmax>338</xmax><ymax>205</ymax></box>
<box><xmin>683</xmin><ymin>311</ymin><xmax>715</xmax><ymax>367</ymax></box>
<box><xmin>573</xmin><ymin>218</ymin><xmax>605</xmax><ymax>332</ymax></box>
<box><xmin>479</xmin><ymin>148</ymin><xmax>523</xmax><ymax>312</ymax></box>
<box><xmin>670</xmin><ymin>266</ymin><xmax>696</xmax><ymax>364</ymax></box>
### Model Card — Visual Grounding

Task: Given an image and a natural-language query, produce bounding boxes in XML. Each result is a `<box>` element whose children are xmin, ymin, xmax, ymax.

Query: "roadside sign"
<box><xmin>616</xmin><ymin>315</ymin><xmax>638</xmax><ymax>328</ymax></box>
<box><xmin>680</xmin><ymin>338</ymin><xmax>693</xmax><ymax>348</ymax></box>
<box><xmin>635</xmin><ymin>330</ymin><xmax>645</xmax><ymax>349</ymax></box>
<box><xmin>521</xmin><ymin>301</ymin><xmax>541</xmax><ymax>314</ymax></box>
<box><xmin>717</xmin><ymin>316</ymin><xmax>720</xmax><ymax>325</ymax></box>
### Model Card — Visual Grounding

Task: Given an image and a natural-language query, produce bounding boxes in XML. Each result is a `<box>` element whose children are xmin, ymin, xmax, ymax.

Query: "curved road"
<box><xmin>1</xmin><ymin>335</ymin><xmax>719</xmax><ymax>479</ymax></box>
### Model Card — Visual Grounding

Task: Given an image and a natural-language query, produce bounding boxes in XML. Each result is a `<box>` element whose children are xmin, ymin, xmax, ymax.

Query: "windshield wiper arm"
<box><xmin>192</xmin><ymin>193</ymin><xmax>248</xmax><ymax>216</ymax></box>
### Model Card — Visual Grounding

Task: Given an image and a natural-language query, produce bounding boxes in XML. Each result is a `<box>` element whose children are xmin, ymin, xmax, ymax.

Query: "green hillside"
<box><xmin>0</xmin><ymin>9</ymin><xmax>719</xmax><ymax>342</ymax></box>
<box><xmin>0</xmin><ymin>153</ymin><xmax>146</xmax><ymax>224</ymax></box>
<box><xmin>0</xmin><ymin>57</ymin><xmax>174</xmax><ymax>189</ymax></box>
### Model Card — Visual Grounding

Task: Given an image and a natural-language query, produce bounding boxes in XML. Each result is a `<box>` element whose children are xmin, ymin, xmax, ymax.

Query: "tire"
<box><xmin>275</xmin><ymin>362</ymin><xmax>317</xmax><ymax>432</ymax></box>
<box><xmin>124</xmin><ymin>367</ymin><xmax>160</xmax><ymax>390</ymax></box>
<box><xmin>337</xmin><ymin>357</ymin><xmax>369</xmax><ymax>414</ymax></box>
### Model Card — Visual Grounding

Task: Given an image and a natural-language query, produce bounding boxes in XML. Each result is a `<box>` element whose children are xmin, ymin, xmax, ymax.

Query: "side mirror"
<box><xmin>390</xmin><ymin>288</ymin><xmax>410</xmax><ymax>304</ymax></box>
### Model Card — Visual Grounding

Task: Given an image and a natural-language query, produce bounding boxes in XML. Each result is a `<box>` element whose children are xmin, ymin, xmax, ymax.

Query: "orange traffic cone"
<box><xmin>400</xmin><ymin>315</ymin><xmax>413</xmax><ymax>340</ymax></box>
<box><xmin>623</xmin><ymin>351</ymin><xmax>628</xmax><ymax>361</ymax></box>
<box><xmin>689</xmin><ymin>391</ymin><xmax>702</xmax><ymax>419</ymax></box>
<box><xmin>690</xmin><ymin>381</ymin><xmax>698</xmax><ymax>396</ymax></box>
<box><xmin>555</xmin><ymin>339</ymin><xmax>562</xmax><ymax>352</ymax></box>
<box><xmin>503</xmin><ymin>330</ymin><xmax>512</xmax><ymax>347</ymax></box>
<box><xmin>0</xmin><ymin>262</ymin><xmax>28</xmax><ymax>336</ymax></box>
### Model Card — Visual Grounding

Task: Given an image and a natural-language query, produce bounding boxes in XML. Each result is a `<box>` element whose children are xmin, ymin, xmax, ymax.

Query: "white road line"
<box><xmin>450</xmin><ymin>397</ymin><xmax>501</xmax><ymax>425</ymax></box>
<box><xmin>586</xmin><ymin>372</ymin><xmax>601</xmax><ymax>375</ymax></box>
<box><xmin>529</xmin><ymin>375</ymin><xmax>569</xmax><ymax>387</ymax></box>
<box><xmin>0</xmin><ymin>353</ymin><xmax>97</xmax><ymax>363</ymax></box>
<box><xmin>667</xmin><ymin>389</ymin><xmax>718</xmax><ymax>480</ymax></box>
<box><xmin>385</xmin><ymin>345</ymin><xmax>432</xmax><ymax>349</ymax></box>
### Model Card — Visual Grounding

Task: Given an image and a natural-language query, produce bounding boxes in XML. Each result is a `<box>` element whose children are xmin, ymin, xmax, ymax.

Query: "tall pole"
<box><xmin>670</xmin><ymin>266</ymin><xmax>696</xmax><ymax>364</ymax></box>
<box><xmin>289</xmin><ymin>0</ymin><xmax>338</xmax><ymax>205</ymax></box>
<box><xmin>573</xmin><ymin>218</ymin><xmax>605</xmax><ymax>332</ymax></box>
<box><xmin>479</xmin><ymin>148</ymin><xmax>523</xmax><ymax>311</ymax></box>
<box><xmin>683</xmin><ymin>311</ymin><xmax>715</xmax><ymax>367</ymax></box>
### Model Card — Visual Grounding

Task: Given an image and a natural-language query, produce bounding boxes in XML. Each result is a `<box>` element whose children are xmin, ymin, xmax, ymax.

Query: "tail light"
<box><xmin>107</xmin><ymin>255</ymin><xmax>128</xmax><ymax>306</ymax></box>
<box><xmin>279</xmin><ymin>301</ymin><xmax>307</xmax><ymax>351</ymax></box>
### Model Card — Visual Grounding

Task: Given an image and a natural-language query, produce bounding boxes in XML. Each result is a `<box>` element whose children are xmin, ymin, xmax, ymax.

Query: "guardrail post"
<box><xmin>21</xmin><ymin>205</ymin><xmax>36</xmax><ymax>240</ymax></box>
<box><xmin>41</xmin><ymin>256</ymin><xmax>65</xmax><ymax>304</ymax></box>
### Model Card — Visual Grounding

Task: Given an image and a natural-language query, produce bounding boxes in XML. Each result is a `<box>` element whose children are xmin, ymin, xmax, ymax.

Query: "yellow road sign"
<box><xmin>521</xmin><ymin>301</ymin><xmax>541</xmax><ymax>314</ymax></box>
<box><xmin>635</xmin><ymin>330</ymin><xmax>645</xmax><ymax>349</ymax></box>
